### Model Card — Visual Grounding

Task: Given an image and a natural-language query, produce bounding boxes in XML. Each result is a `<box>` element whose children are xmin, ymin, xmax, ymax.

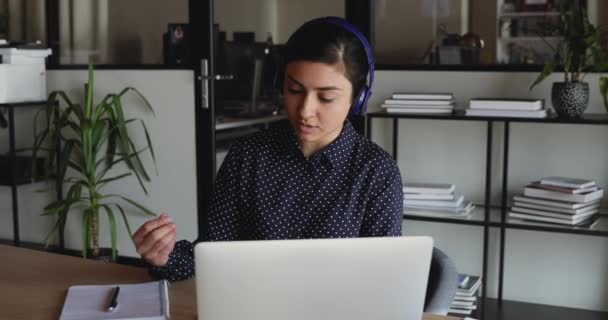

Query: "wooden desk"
<box><xmin>0</xmin><ymin>244</ymin><xmax>459</xmax><ymax>320</ymax></box>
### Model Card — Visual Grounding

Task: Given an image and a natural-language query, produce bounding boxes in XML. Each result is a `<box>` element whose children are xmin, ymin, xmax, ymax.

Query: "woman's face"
<box><xmin>283</xmin><ymin>60</ymin><xmax>353</xmax><ymax>149</ymax></box>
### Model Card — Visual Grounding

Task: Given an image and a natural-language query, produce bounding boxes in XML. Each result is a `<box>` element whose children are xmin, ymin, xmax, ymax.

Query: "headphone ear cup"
<box><xmin>352</xmin><ymin>86</ymin><xmax>369</xmax><ymax>115</ymax></box>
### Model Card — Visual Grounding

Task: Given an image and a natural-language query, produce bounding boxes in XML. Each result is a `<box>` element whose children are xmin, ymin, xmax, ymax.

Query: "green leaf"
<box><xmin>85</xmin><ymin>63</ymin><xmax>94</xmax><ymax>119</ymax></box>
<box><xmin>115</xmin><ymin>204</ymin><xmax>134</xmax><ymax>238</ymax></box>
<box><xmin>101</xmin><ymin>205</ymin><xmax>118</xmax><ymax>261</ymax></box>
<box><xmin>139</xmin><ymin>120</ymin><xmax>157</xmax><ymax>174</ymax></box>
<box><xmin>104</xmin><ymin>194</ymin><xmax>157</xmax><ymax>217</ymax></box>
<box><xmin>43</xmin><ymin>218</ymin><xmax>64</xmax><ymax>248</ymax></box>
<box><xmin>82</xmin><ymin>208</ymin><xmax>91</xmax><ymax>258</ymax></box>
<box><xmin>119</xmin><ymin>87</ymin><xmax>155</xmax><ymax>115</ymax></box>
<box><xmin>530</xmin><ymin>60</ymin><xmax>556</xmax><ymax>90</ymax></box>
<box><xmin>98</xmin><ymin>172</ymin><xmax>132</xmax><ymax>187</ymax></box>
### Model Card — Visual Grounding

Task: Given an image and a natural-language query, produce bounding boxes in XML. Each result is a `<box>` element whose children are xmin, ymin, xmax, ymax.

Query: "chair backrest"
<box><xmin>424</xmin><ymin>247</ymin><xmax>459</xmax><ymax>315</ymax></box>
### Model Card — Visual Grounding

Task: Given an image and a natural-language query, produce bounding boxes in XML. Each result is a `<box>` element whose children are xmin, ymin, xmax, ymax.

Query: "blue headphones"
<box><xmin>278</xmin><ymin>17</ymin><xmax>375</xmax><ymax>116</ymax></box>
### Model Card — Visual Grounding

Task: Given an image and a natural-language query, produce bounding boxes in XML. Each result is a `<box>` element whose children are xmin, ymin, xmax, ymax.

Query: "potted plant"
<box><xmin>32</xmin><ymin>64</ymin><xmax>157</xmax><ymax>261</ymax></box>
<box><xmin>530</xmin><ymin>1</ymin><xmax>608</xmax><ymax>118</ymax></box>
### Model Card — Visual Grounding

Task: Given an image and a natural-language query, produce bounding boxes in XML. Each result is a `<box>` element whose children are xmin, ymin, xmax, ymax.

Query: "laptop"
<box><xmin>194</xmin><ymin>236</ymin><xmax>433</xmax><ymax>320</ymax></box>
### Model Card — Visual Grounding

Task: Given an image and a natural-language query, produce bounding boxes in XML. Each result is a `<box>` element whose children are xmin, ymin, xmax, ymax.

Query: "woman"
<box><xmin>132</xmin><ymin>17</ymin><xmax>403</xmax><ymax>281</ymax></box>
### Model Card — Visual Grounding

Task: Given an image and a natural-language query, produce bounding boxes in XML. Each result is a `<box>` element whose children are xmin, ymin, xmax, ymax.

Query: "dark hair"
<box><xmin>282</xmin><ymin>21</ymin><xmax>369</xmax><ymax>103</ymax></box>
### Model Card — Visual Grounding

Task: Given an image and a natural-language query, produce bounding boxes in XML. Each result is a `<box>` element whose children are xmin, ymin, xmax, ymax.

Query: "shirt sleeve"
<box><xmin>148</xmin><ymin>240</ymin><xmax>195</xmax><ymax>282</ymax></box>
<box><xmin>360</xmin><ymin>159</ymin><xmax>403</xmax><ymax>237</ymax></box>
<box><xmin>148</xmin><ymin>142</ymin><xmax>246</xmax><ymax>281</ymax></box>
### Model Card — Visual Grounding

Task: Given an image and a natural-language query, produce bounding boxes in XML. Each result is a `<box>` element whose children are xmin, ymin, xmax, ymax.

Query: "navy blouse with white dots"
<box><xmin>150</xmin><ymin>121</ymin><xmax>403</xmax><ymax>281</ymax></box>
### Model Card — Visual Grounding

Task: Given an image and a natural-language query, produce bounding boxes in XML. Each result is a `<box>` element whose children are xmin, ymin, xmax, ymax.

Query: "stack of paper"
<box><xmin>449</xmin><ymin>274</ymin><xmax>481</xmax><ymax>316</ymax></box>
<box><xmin>381</xmin><ymin>92</ymin><xmax>454</xmax><ymax>115</ymax></box>
<box><xmin>509</xmin><ymin>176</ymin><xmax>602</xmax><ymax>226</ymax></box>
<box><xmin>403</xmin><ymin>182</ymin><xmax>475</xmax><ymax>218</ymax></box>
<box><xmin>465</xmin><ymin>98</ymin><xmax>548</xmax><ymax>118</ymax></box>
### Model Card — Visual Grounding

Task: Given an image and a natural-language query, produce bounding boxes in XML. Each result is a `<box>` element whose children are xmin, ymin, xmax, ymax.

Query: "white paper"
<box><xmin>59</xmin><ymin>280</ymin><xmax>169</xmax><ymax>320</ymax></box>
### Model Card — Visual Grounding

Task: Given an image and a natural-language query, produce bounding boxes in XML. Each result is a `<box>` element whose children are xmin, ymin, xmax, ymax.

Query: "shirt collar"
<box><xmin>281</xmin><ymin>121</ymin><xmax>357</xmax><ymax>168</ymax></box>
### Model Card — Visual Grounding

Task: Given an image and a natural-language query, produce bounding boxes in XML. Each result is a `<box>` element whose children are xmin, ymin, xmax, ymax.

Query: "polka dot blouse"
<box><xmin>149</xmin><ymin>121</ymin><xmax>403</xmax><ymax>281</ymax></box>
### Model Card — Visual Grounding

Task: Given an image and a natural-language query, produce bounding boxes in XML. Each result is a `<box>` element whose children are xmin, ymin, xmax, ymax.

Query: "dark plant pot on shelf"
<box><xmin>551</xmin><ymin>81</ymin><xmax>589</xmax><ymax>118</ymax></box>
<box><xmin>600</xmin><ymin>77</ymin><xmax>608</xmax><ymax>112</ymax></box>
<box><xmin>86</xmin><ymin>248</ymin><xmax>117</xmax><ymax>263</ymax></box>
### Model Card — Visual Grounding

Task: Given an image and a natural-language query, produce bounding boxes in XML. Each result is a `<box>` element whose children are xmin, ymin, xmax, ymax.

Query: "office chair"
<box><xmin>424</xmin><ymin>247</ymin><xmax>459</xmax><ymax>316</ymax></box>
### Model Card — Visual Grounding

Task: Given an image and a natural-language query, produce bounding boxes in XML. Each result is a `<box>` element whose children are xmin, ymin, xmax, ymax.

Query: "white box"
<box><xmin>0</xmin><ymin>48</ymin><xmax>51</xmax><ymax>103</ymax></box>
<box><xmin>0</xmin><ymin>64</ymin><xmax>48</xmax><ymax>103</ymax></box>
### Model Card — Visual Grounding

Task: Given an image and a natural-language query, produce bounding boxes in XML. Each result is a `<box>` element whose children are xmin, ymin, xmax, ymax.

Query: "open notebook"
<box><xmin>59</xmin><ymin>280</ymin><xmax>170</xmax><ymax>320</ymax></box>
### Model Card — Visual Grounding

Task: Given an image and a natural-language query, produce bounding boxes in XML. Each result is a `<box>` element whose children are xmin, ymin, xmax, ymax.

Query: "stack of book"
<box><xmin>449</xmin><ymin>274</ymin><xmax>481</xmax><ymax>316</ymax></box>
<box><xmin>509</xmin><ymin>177</ymin><xmax>603</xmax><ymax>226</ymax></box>
<box><xmin>403</xmin><ymin>182</ymin><xmax>475</xmax><ymax>218</ymax></box>
<box><xmin>465</xmin><ymin>98</ymin><xmax>548</xmax><ymax>118</ymax></box>
<box><xmin>381</xmin><ymin>92</ymin><xmax>454</xmax><ymax>115</ymax></box>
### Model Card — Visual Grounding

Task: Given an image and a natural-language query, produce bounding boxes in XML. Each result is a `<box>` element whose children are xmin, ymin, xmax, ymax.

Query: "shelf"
<box><xmin>403</xmin><ymin>205</ymin><xmax>498</xmax><ymax>227</ymax></box>
<box><xmin>499</xmin><ymin>11</ymin><xmax>560</xmax><ymax>17</ymax></box>
<box><xmin>215</xmin><ymin>114</ymin><xmax>287</xmax><ymax>131</ymax></box>
<box><xmin>366</xmin><ymin>110</ymin><xmax>489</xmax><ymax>122</ymax></box>
<box><xmin>0</xmin><ymin>101</ymin><xmax>47</xmax><ymax>108</ymax></box>
<box><xmin>367</xmin><ymin>111</ymin><xmax>608</xmax><ymax>125</ymax></box>
<box><xmin>499</xmin><ymin>36</ymin><xmax>561</xmax><ymax>41</ymax></box>
<box><xmin>480</xmin><ymin>298</ymin><xmax>608</xmax><ymax>320</ymax></box>
<box><xmin>403</xmin><ymin>205</ymin><xmax>608</xmax><ymax>237</ymax></box>
<box><xmin>505</xmin><ymin>214</ymin><xmax>608</xmax><ymax>237</ymax></box>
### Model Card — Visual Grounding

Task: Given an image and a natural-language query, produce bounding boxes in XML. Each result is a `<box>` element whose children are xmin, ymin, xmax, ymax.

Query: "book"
<box><xmin>510</xmin><ymin>206</ymin><xmax>598</xmax><ymax>220</ymax></box>
<box><xmin>527</xmin><ymin>181</ymin><xmax>598</xmax><ymax>194</ymax></box>
<box><xmin>403</xmin><ymin>182</ymin><xmax>455</xmax><ymax>194</ymax></box>
<box><xmin>469</xmin><ymin>98</ymin><xmax>543</xmax><ymax>110</ymax></box>
<box><xmin>384</xmin><ymin>107</ymin><xmax>454</xmax><ymax>114</ymax></box>
<box><xmin>458</xmin><ymin>274</ymin><xmax>470</xmax><ymax>287</ymax></box>
<box><xmin>539</xmin><ymin>176</ymin><xmax>596</xmax><ymax>189</ymax></box>
<box><xmin>403</xmin><ymin>193</ymin><xmax>455</xmax><ymax>200</ymax></box>
<box><xmin>513</xmin><ymin>195</ymin><xmax>600</xmax><ymax>210</ymax></box>
<box><xmin>465</xmin><ymin>108</ymin><xmax>548</xmax><ymax>118</ymax></box>
<box><xmin>59</xmin><ymin>280</ymin><xmax>170</xmax><ymax>320</ymax></box>
<box><xmin>513</xmin><ymin>201</ymin><xmax>600</xmax><ymax>215</ymax></box>
<box><xmin>448</xmin><ymin>308</ymin><xmax>473</xmax><ymax>315</ymax></box>
<box><xmin>404</xmin><ymin>202</ymin><xmax>475</xmax><ymax>215</ymax></box>
<box><xmin>452</xmin><ymin>300</ymin><xmax>476</xmax><ymax>307</ymax></box>
<box><xmin>381</xmin><ymin>104</ymin><xmax>454</xmax><ymax>109</ymax></box>
<box><xmin>453</xmin><ymin>295</ymin><xmax>477</xmax><ymax>302</ymax></box>
<box><xmin>404</xmin><ymin>207</ymin><xmax>475</xmax><ymax>219</ymax></box>
<box><xmin>383</xmin><ymin>99</ymin><xmax>454</xmax><ymax>106</ymax></box>
<box><xmin>391</xmin><ymin>92</ymin><xmax>453</xmax><ymax>100</ymax></box>
<box><xmin>457</xmin><ymin>275</ymin><xmax>481</xmax><ymax>296</ymax></box>
<box><xmin>404</xmin><ymin>195</ymin><xmax>465</xmax><ymax>208</ymax></box>
<box><xmin>523</xmin><ymin>187</ymin><xmax>603</xmax><ymax>203</ymax></box>
<box><xmin>508</xmin><ymin>212</ymin><xmax>596</xmax><ymax>226</ymax></box>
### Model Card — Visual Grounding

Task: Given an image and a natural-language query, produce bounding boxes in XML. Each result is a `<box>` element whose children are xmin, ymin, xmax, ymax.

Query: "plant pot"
<box><xmin>600</xmin><ymin>77</ymin><xmax>608</xmax><ymax>112</ymax></box>
<box><xmin>86</xmin><ymin>248</ymin><xmax>117</xmax><ymax>263</ymax></box>
<box><xmin>551</xmin><ymin>81</ymin><xmax>589</xmax><ymax>118</ymax></box>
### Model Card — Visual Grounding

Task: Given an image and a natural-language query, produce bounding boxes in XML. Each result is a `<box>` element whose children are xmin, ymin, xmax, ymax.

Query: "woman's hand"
<box><xmin>132</xmin><ymin>213</ymin><xmax>177</xmax><ymax>267</ymax></box>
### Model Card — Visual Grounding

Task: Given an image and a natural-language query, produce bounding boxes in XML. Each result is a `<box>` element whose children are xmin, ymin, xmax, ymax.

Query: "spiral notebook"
<box><xmin>59</xmin><ymin>280</ymin><xmax>170</xmax><ymax>320</ymax></box>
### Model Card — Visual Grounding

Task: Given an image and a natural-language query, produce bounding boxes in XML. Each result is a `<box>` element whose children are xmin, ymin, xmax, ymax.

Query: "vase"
<box><xmin>551</xmin><ymin>81</ymin><xmax>589</xmax><ymax>118</ymax></box>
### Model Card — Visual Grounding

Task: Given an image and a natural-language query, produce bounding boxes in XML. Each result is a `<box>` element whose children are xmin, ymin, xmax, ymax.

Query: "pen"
<box><xmin>106</xmin><ymin>286</ymin><xmax>120</xmax><ymax>312</ymax></box>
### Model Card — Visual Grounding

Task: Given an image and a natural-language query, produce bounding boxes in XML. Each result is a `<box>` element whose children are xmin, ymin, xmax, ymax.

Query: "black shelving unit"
<box><xmin>366</xmin><ymin>110</ymin><xmax>608</xmax><ymax>320</ymax></box>
<box><xmin>1</xmin><ymin>101</ymin><xmax>48</xmax><ymax>246</ymax></box>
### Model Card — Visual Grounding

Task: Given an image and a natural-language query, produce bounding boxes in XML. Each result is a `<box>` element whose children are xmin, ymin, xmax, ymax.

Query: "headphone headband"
<box><xmin>299</xmin><ymin>17</ymin><xmax>375</xmax><ymax>115</ymax></box>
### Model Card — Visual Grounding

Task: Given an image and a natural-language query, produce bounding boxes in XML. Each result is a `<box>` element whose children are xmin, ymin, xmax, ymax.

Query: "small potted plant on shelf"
<box><xmin>32</xmin><ymin>63</ymin><xmax>157</xmax><ymax>261</ymax></box>
<box><xmin>530</xmin><ymin>0</ymin><xmax>608</xmax><ymax>118</ymax></box>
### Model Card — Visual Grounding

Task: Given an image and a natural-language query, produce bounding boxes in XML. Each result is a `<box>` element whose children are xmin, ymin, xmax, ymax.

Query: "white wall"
<box><xmin>370</xmin><ymin>70</ymin><xmax>608</xmax><ymax>311</ymax></box>
<box><xmin>0</xmin><ymin>70</ymin><xmax>198</xmax><ymax>258</ymax></box>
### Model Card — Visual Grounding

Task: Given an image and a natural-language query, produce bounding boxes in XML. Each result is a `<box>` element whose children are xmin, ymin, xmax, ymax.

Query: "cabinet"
<box><xmin>0</xmin><ymin>101</ymin><xmax>47</xmax><ymax>246</ymax></box>
<box><xmin>365</xmin><ymin>110</ymin><xmax>608</xmax><ymax>320</ymax></box>
<box><xmin>496</xmin><ymin>0</ymin><xmax>570</xmax><ymax>64</ymax></box>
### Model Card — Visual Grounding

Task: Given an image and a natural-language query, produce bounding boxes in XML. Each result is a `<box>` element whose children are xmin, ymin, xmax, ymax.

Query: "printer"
<box><xmin>0</xmin><ymin>40</ymin><xmax>52</xmax><ymax>103</ymax></box>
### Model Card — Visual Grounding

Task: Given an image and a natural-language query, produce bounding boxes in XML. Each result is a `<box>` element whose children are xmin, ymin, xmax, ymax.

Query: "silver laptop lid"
<box><xmin>194</xmin><ymin>236</ymin><xmax>433</xmax><ymax>320</ymax></box>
